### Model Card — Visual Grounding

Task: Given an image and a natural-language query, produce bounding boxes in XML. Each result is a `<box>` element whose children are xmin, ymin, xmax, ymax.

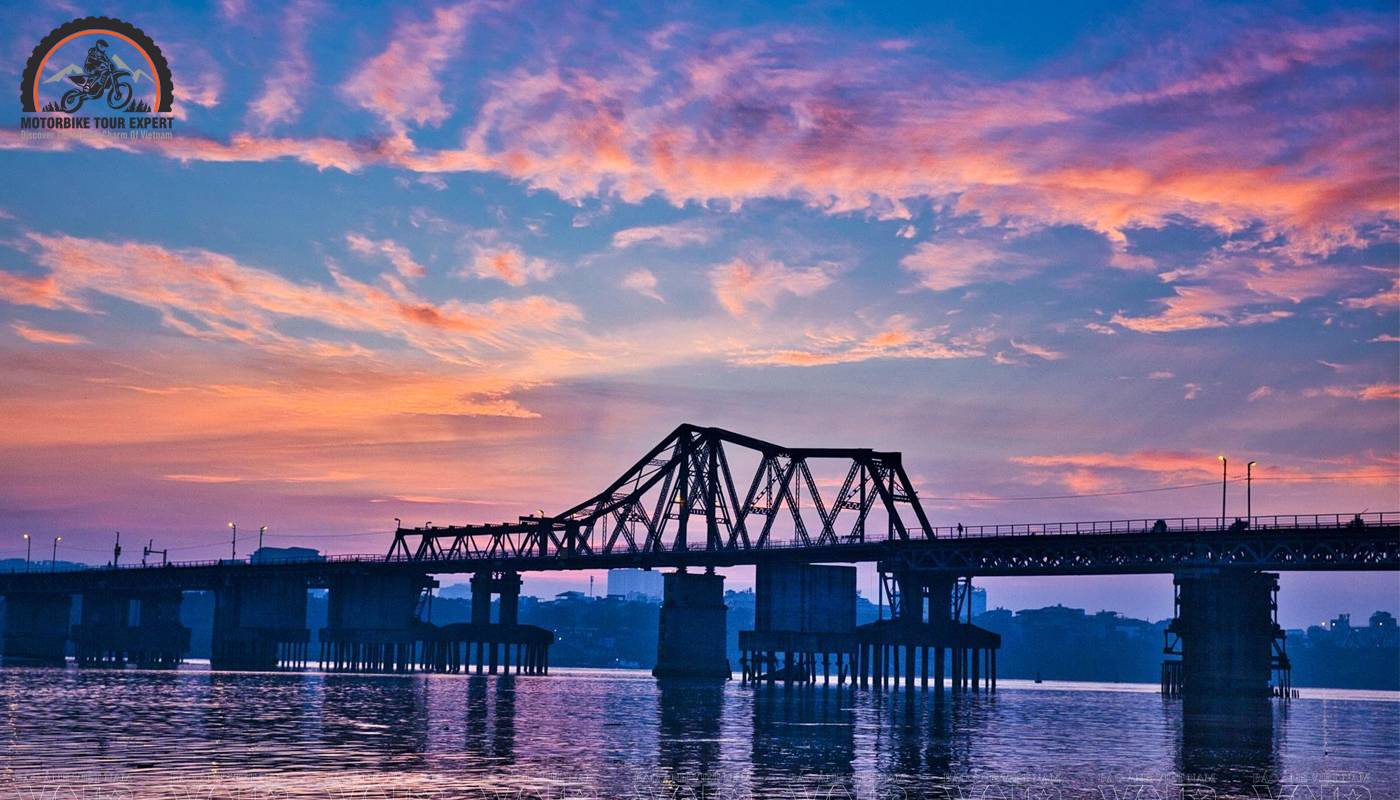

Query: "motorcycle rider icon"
<box><xmin>59</xmin><ymin>38</ymin><xmax>135</xmax><ymax>113</ymax></box>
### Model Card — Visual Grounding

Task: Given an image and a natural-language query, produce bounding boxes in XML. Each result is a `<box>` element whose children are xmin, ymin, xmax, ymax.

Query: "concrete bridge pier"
<box><xmin>319</xmin><ymin>571</ymin><xmax>432</xmax><ymax>673</ymax></box>
<box><xmin>654</xmin><ymin>570</ymin><xmax>730</xmax><ymax>679</ymax></box>
<box><xmin>72</xmin><ymin>589</ymin><xmax>189</xmax><ymax>667</ymax></box>
<box><xmin>212</xmin><ymin>575</ymin><xmax>310</xmax><ymax>670</ymax></box>
<box><xmin>1163</xmin><ymin>569</ymin><xmax>1289</xmax><ymax>699</ymax></box>
<box><xmin>852</xmin><ymin>571</ymin><xmax>999</xmax><ymax>694</ymax></box>
<box><xmin>1</xmin><ymin>592</ymin><xmax>71</xmax><ymax>665</ymax></box>
<box><xmin>128</xmin><ymin>590</ymin><xmax>191</xmax><ymax>667</ymax></box>
<box><xmin>73</xmin><ymin>591</ymin><xmax>130</xmax><ymax>666</ymax></box>
<box><xmin>739</xmin><ymin>564</ymin><xmax>856</xmax><ymax>687</ymax></box>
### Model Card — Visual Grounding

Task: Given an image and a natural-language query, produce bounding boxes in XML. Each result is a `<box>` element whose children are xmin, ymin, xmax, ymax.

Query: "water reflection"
<box><xmin>751</xmin><ymin>686</ymin><xmax>856</xmax><ymax>777</ymax></box>
<box><xmin>0</xmin><ymin>668</ymin><xmax>1392</xmax><ymax>800</ymax></box>
<box><xmin>1178</xmin><ymin>696</ymin><xmax>1280</xmax><ymax>798</ymax></box>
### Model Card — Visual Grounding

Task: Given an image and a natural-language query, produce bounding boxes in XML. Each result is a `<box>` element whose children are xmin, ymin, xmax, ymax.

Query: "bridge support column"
<box><xmin>1166</xmin><ymin>570</ymin><xmax>1286</xmax><ymax>699</ymax></box>
<box><xmin>653</xmin><ymin>570</ymin><xmax>729</xmax><ymax>679</ymax></box>
<box><xmin>320</xmin><ymin>572</ymin><xmax>429</xmax><ymax>673</ymax></box>
<box><xmin>73</xmin><ymin>591</ymin><xmax>130</xmax><ymax>666</ymax></box>
<box><xmin>212</xmin><ymin>575</ymin><xmax>309</xmax><ymax>671</ymax></box>
<box><xmin>1</xmin><ymin>593</ymin><xmax>71</xmax><ymax>665</ymax></box>
<box><xmin>129</xmin><ymin>590</ymin><xmax>190</xmax><ymax>668</ymax></box>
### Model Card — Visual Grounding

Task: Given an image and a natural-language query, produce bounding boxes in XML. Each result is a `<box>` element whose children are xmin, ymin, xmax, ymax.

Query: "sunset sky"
<box><xmin>1</xmin><ymin>1</ymin><xmax>1396</xmax><ymax>624</ymax></box>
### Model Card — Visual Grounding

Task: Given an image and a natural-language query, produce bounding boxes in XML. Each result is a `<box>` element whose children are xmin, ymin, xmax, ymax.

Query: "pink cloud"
<box><xmin>621</xmin><ymin>269</ymin><xmax>664</xmax><ymax>302</ymax></box>
<box><xmin>346</xmin><ymin>233</ymin><xmax>427</xmax><ymax>279</ymax></box>
<box><xmin>709</xmin><ymin>258</ymin><xmax>834</xmax><ymax>317</ymax></box>
<box><xmin>900</xmin><ymin>239</ymin><xmax>1044</xmax><ymax>292</ymax></box>
<box><xmin>464</xmin><ymin>243</ymin><xmax>555</xmax><ymax>287</ymax></box>
<box><xmin>340</xmin><ymin>2</ymin><xmax>480</xmax><ymax>150</ymax></box>
<box><xmin>11</xmin><ymin>322</ymin><xmax>88</xmax><ymax>346</ymax></box>
<box><xmin>247</xmin><ymin>0</ymin><xmax>322</xmax><ymax>130</ymax></box>
<box><xmin>611</xmin><ymin>220</ymin><xmax>714</xmax><ymax>249</ymax></box>
<box><xmin>731</xmin><ymin>315</ymin><xmax>987</xmax><ymax>366</ymax></box>
<box><xmin>1305</xmin><ymin>383</ymin><xmax>1400</xmax><ymax>401</ymax></box>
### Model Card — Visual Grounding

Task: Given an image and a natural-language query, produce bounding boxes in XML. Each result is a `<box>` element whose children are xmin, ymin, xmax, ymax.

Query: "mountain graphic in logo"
<box><xmin>43</xmin><ymin>55</ymin><xmax>152</xmax><ymax>89</ymax></box>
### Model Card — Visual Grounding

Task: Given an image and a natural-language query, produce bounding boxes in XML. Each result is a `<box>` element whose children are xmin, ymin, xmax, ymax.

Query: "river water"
<box><xmin>0</xmin><ymin>666</ymin><xmax>1394</xmax><ymax>799</ymax></box>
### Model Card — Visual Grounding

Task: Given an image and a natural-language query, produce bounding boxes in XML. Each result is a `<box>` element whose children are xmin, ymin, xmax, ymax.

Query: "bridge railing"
<box><xmin>931</xmin><ymin>511</ymin><xmax>1396</xmax><ymax>539</ymax></box>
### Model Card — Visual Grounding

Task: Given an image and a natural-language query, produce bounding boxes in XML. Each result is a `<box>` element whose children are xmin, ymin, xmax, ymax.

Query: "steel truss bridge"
<box><xmin>1</xmin><ymin>424</ymin><xmax>1397</xmax><ymax>594</ymax></box>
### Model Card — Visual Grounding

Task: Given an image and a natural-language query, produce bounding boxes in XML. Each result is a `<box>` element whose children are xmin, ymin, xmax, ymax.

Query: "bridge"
<box><xmin>2</xmin><ymin>424</ymin><xmax>1396</xmax><ymax>698</ymax></box>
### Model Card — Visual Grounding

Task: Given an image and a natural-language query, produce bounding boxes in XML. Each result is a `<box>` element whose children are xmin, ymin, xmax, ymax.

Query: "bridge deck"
<box><xmin>1</xmin><ymin>513</ymin><xmax>1395</xmax><ymax>594</ymax></box>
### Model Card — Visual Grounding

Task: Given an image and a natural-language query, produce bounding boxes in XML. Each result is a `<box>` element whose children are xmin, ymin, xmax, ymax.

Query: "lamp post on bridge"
<box><xmin>259</xmin><ymin>525</ymin><xmax>267</xmax><ymax>553</ymax></box>
<box><xmin>1247</xmin><ymin>460</ymin><xmax>1257</xmax><ymax>523</ymax></box>
<box><xmin>22</xmin><ymin>533</ymin><xmax>30</xmax><ymax>572</ymax></box>
<box><xmin>228</xmin><ymin>522</ymin><xmax>237</xmax><ymax>560</ymax></box>
<box><xmin>51</xmin><ymin>535</ymin><xmax>62</xmax><ymax>572</ymax></box>
<box><xmin>1217</xmin><ymin>455</ymin><xmax>1227</xmax><ymax>526</ymax></box>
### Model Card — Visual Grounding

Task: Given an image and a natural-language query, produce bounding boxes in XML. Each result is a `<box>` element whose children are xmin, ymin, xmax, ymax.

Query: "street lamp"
<box><xmin>52</xmin><ymin>535</ymin><xmax>62</xmax><ymax>572</ymax></box>
<box><xmin>228</xmin><ymin>522</ymin><xmax>237</xmax><ymax>560</ymax></box>
<box><xmin>1217</xmin><ymin>455</ymin><xmax>1227</xmax><ymax>526</ymax></box>
<box><xmin>22</xmin><ymin>533</ymin><xmax>30</xmax><ymax>572</ymax></box>
<box><xmin>1247</xmin><ymin>461</ymin><xmax>1258</xmax><ymax>523</ymax></box>
<box><xmin>259</xmin><ymin>525</ymin><xmax>267</xmax><ymax>552</ymax></box>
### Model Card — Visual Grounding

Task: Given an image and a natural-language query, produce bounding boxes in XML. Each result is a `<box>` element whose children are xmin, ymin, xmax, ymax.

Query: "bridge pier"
<box><xmin>1163</xmin><ymin>569</ymin><xmax>1289</xmax><ymax>699</ymax></box>
<box><xmin>740</xmin><ymin>564</ymin><xmax>857</xmax><ymax>687</ymax></box>
<box><xmin>654</xmin><ymin>570</ymin><xmax>729</xmax><ymax>679</ymax></box>
<box><xmin>212</xmin><ymin>575</ymin><xmax>310</xmax><ymax>670</ymax></box>
<box><xmin>1</xmin><ymin>592</ymin><xmax>71</xmax><ymax>665</ymax></box>
<box><xmin>319</xmin><ymin>572</ymin><xmax>431</xmax><ymax>673</ymax></box>
<box><xmin>854</xmin><ymin>571</ymin><xmax>1000</xmax><ymax>694</ymax></box>
<box><xmin>72</xmin><ymin>589</ymin><xmax>190</xmax><ymax>668</ymax></box>
<box><xmin>73</xmin><ymin>591</ymin><xmax>129</xmax><ymax>666</ymax></box>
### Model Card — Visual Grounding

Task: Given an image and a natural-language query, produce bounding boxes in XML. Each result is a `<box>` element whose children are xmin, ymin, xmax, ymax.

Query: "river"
<box><xmin>0</xmin><ymin>666</ymin><xmax>1394</xmax><ymax>799</ymax></box>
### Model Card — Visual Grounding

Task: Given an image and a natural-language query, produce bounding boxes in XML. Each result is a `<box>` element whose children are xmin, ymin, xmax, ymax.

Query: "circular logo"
<box><xmin>20</xmin><ymin>17</ymin><xmax>173</xmax><ymax>115</ymax></box>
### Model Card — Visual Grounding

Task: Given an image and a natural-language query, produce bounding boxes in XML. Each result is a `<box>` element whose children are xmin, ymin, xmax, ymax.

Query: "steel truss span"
<box><xmin>388</xmin><ymin>424</ymin><xmax>933</xmax><ymax>563</ymax></box>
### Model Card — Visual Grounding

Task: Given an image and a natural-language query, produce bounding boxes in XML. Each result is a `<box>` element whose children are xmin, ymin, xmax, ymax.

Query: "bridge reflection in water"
<box><xmin>3</xmin><ymin>668</ymin><xmax>1386</xmax><ymax>799</ymax></box>
<box><xmin>2</xmin><ymin>424</ymin><xmax>1396</xmax><ymax>705</ymax></box>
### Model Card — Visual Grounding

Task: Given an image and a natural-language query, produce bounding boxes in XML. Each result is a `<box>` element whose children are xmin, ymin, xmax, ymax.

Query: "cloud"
<box><xmin>1008</xmin><ymin>339</ymin><xmax>1065</xmax><ymax>361</ymax></box>
<box><xmin>1342</xmin><ymin>278</ymin><xmax>1400</xmax><ymax>311</ymax></box>
<box><xmin>340</xmin><ymin>2</ymin><xmax>480</xmax><ymax>149</ymax></box>
<box><xmin>709</xmin><ymin>257</ymin><xmax>835</xmax><ymax>317</ymax></box>
<box><xmin>1148</xmin><ymin>371</ymin><xmax>1175</xmax><ymax>380</ymax></box>
<box><xmin>730</xmin><ymin>315</ymin><xmax>987</xmax><ymax>366</ymax></box>
<box><xmin>1247</xmin><ymin>385</ymin><xmax>1274</xmax><ymax>401</ymax></box>
<box><xmin>9</xmin><ymin>233</ymin><xmax>581</xmax><ymax>367</ymax></box>
<box><xmin>900</xmin><ymin>239</ymin><xmax>1042</xmax><ymax>292</ymax></box>
<box><xmin>621</xmin><ymin>269</ymin><xmax>664</xmax><ymax>302</ymax></box>
<box><xmin>464</xmin><ymin>243</ymin><xmax>555</xmax><ymax>286</ymax></box>
<box><xmin>1183</xmin><ymin>383</ymin><xmax>1202</xmax><ymax>400</ymax></box>
<box><xmin>163</xmin><ymin>473</ymin><xmax>242</xmax><ymax>484</ymax></box>
<box><xmin>0</xmin><ymin>271</ymin><xmax>80</xmax><ymax>310</ymax></box>
<box><xmin>11</xmin><ymin>322</ymin><xmax>88</xmax><ymax>346</ymax></box>
<box><xmin>6</xmin><ymin>9</ymin><xmax>1395</xmax><ymax>292</ymax></box>
<box><xmin>611</xmin><ymin>220</ymin><xmax>713</xmax><ymax>250</ymax></box>
<box><xmin>1305</xmin><ymin>383</ymin><xmax>1400</xmax><ymax>401</ymax></box>
<box><xmin>1012</xmin><ymin>448</ymin><xmax>1396</xmax><ymax>492</ymax></box>
<box><xmin>247</xmin><ymin>0</ymin><xmax>322</xmax><ymax>130</ymax></box>
<box><xmin>346</xmin><ymin>233</ymin><xmax>427</xmax><ymax>279</ymax></box>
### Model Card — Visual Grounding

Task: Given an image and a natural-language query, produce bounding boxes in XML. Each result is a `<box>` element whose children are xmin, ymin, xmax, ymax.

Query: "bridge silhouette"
<box><xmin>1</xmin><ymin>424</ymin><xmax>1396</xmax><ymax>696</ymax></box>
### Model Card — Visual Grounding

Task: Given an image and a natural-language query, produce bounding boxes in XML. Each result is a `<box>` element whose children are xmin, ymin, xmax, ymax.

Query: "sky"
<box><xmin>0</xmin><ymin>0</ymin><xmax>1396</xmax><ymax>626</ymax></box>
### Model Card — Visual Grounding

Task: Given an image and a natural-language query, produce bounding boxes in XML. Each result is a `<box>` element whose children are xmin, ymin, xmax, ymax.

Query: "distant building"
<box><xmin>250</xmin><ymin>546</ymin><xmax>322</xmax><ymax>564</ymax></box>
<box><xmin>607</xmin><ymin>568</ymin><xmax>663</xmax><ymax>601</ymax></box>
<box><xmin>971</xmin><ymin>586</ymin><xmax>987</xmax><ymax>618</ymax></box>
